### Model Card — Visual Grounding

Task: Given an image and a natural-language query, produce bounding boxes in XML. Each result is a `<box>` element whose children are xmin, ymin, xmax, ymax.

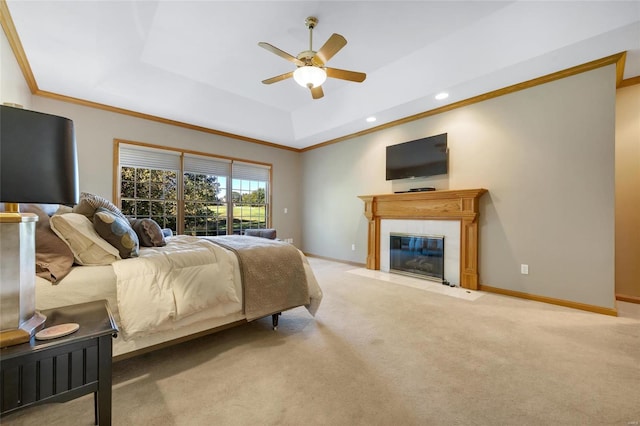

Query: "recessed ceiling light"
<box><xmin>435</xmin><ymin>92</ymin><xmax>449</xmax><ymax>100</ymax></box>
<box><xmin>366</xmin><ymin>116</ymin><xmax>377</xmax><ymax>123</ymax></box>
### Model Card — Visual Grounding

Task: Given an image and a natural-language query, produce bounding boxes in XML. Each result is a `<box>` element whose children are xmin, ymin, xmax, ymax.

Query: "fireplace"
<box><xmin>390</xmin><ymin>233</ymin><xmax>445</xmax><ymax>283</ymax></box>
<box><xmin>358</xmin><ymin>189</ymin><xmax>487</xmax><ymax>289</ymax></box>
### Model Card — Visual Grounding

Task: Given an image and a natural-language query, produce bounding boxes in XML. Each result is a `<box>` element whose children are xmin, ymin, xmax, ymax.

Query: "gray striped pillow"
<box><xmin>73</xmin><ymin>192</ymin><xmax>129</xmax><ymax>223</ymax></box>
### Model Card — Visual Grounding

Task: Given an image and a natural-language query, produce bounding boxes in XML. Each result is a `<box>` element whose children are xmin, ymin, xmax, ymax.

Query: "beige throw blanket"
<box><xmin>207</xmin><ymin>236</ymin><xmax>310</xmax><ymax>321</ymax></box>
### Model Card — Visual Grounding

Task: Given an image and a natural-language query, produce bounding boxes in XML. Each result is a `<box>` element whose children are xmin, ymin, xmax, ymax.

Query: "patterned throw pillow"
<box><xmin>128</xmin><ymin>218</ymin><xmax>167</xmax><ymax>247</ymax></box>
<box><xmin>93</xmin><ymin>207</ymin><xmax>139</xmax><ymax>259</ymax></box>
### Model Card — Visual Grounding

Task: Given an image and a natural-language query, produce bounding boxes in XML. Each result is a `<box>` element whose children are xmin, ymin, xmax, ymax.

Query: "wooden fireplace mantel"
<box><xmin>358</xmin><ymin>188</ymin><xmax>488</xmax><ymax>290</ymax></box>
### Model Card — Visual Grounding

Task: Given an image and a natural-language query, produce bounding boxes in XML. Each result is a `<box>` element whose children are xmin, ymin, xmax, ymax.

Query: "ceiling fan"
<box><xmin>258</xmin><ymin>16</ymin><xmax>366</xmax><ymax>99</ymax></box>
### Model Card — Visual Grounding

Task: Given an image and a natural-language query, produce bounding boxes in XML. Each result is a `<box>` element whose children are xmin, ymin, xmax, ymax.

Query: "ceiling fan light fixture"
<box><xmin>259</xmin><ymin>16</ymin><xmax>365</xmax><ymax>99</ymax></box>
<box><xmin>293</xmin><ymin>66</ymin><xmax>327</xmax><ymax>88</ymax></box>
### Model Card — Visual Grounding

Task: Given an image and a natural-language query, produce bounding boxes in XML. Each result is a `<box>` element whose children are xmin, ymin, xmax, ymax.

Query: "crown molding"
<box><xmin>1</xmin><ymin>2</ymin><xmax>632</xmax><ymax>154</ymax></box>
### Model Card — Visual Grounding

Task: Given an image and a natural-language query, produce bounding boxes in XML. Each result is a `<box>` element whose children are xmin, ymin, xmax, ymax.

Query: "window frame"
<box><xmin>114</xmin><ymin>139</ymin><xmax>272</xmax><ymax>235</ymax></box>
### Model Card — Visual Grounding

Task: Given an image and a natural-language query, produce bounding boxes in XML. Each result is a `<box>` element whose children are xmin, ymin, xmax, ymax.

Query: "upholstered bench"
<box><xmin>243</xmin><ymin>229</ymin><xmax>277</xmax><ymax>240</ymax></box>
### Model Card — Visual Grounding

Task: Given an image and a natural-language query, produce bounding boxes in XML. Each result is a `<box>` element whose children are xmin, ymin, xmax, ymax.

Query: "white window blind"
<box><xmin>232</xmin><ymin>161</ymin><xmax>270</xmax><ymax>181</ymax></box>
<box><xmin>184</xmin><ymin>155</ymin><xmax>231</xmax><ymax>176</ymax></box>
<box><xmin>120</xmin><ymin>144</ymin><xmax>180</xmax><ymax>171</ymax></box>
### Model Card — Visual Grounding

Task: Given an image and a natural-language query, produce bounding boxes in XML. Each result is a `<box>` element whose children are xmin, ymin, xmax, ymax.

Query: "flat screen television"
<box><xmin>385</xmin><ymin>133</ymin><xmax>448</xmax><ymax>180</ymax></box>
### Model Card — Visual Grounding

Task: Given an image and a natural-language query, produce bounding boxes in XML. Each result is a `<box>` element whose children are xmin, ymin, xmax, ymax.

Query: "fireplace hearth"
<box><xmin>390</xmin><ymin>233</ymin><xmax>445</xmax><ymax>283</ymax></box>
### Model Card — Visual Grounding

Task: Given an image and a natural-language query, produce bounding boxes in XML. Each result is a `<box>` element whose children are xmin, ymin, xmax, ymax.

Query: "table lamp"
<box><xmin>0</xmin><ymin>104</ymin><xmax>79</xmax><ymax>347</ymax></box>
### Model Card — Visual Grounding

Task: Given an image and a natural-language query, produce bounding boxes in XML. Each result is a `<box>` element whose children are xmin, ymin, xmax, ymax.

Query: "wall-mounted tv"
<box><xmin>385</xmin><ymin>133</ymin><xmax>448</xmax><ymax>181</ymax></box>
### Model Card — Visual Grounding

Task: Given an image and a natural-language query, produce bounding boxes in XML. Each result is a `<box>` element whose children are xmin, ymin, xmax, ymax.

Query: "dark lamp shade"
<box><xmin>0</xmin><ymin>105</ymin><xmax>79</xmax><ymax>205</ymax></box>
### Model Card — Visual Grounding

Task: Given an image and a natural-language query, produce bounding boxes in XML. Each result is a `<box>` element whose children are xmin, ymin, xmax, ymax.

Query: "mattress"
<box><xmin>35</xmin><ymin>243</ymin><xmax>322</xmax><ymax>359</ymax></box>
<box><xmin>35</xmin><ymin>243</ymin><xmax>245</xmax><ymax>358</ymax></box>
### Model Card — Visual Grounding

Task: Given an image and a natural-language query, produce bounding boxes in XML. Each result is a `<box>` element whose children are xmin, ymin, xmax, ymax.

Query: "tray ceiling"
<box><xmin>4</xmin><ymin>1</ymin><xmax>640</xmax><ymax>149</ymax></box>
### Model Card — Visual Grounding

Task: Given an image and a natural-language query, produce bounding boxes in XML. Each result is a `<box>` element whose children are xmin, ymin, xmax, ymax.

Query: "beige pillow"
<box><xmin>55</xmin><ymin>205</ymin><xmax>73</xmax><ymax>215</ymax></box>
<box><xmin>50</xmin><ymin>213</ymin><xmax>121</xmax><ymax>265</ymax></box>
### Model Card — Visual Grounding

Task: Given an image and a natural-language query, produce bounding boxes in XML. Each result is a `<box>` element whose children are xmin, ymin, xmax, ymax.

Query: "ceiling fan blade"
<box><xmin>258</xmin><ymin>42</ymin><xmax>304</xmax><ymax>66</ymax></box>
<box><xmin>311</xmin><ymin>85</ymin><xmax>324</xmax><ymax>99</ymax></box>
<box><xmin>326</xmin><ymin>67</ymin><xmax>366</xmax><ymax>83</ymax></box>
<box><xmin>312</xmin><ymin>33</ymin><xmax>347</xmax><ymax>66</ymax></box>
<box><xmin>262</xmin><ymin>71</ymin><xmax>294</xmax><ymax>85</ymax></box>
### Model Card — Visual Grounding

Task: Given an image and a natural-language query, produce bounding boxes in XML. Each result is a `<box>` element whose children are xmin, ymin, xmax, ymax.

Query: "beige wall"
<box><xmin>1</xmin><ymin>29</ymin><xmax>303</xmax><ymax>244</ymax></box>
<box><xmin>0</xmin><ymin>28</ymin><xmax>31</xmax><ymax>107</ymax></box>
<box><xmin>4</xmin><ymin>27</ymin><xmax>634</xmax><ymax>309</ymax></box>
<box><xmin>615</xmin><ymin>84</ymin><xmax>640</xmax><ymax>300</ymax></box>
<box><xmin>301</xmin><ymin>65</ymin><xmax>617</xmax><ymax>310</ymax></box>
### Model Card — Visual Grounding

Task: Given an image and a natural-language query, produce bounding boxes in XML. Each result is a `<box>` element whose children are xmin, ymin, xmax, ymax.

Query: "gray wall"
<box><xmin>2</xmin><ymin>26</ymin><xmax>620</xmax><ymax>309</ymax></box>
<box><xmin>0</xmin><ymin>29</ymin><xmax>32</xmax><ymax>108</ymax></box>
<box><xmin>29</xmin><ymin>97</ymin><xmax>304</xmax><ymax>246</ymax></box>
<box><xmin>301</xmin><ymin>65</ymin><xmax>616</xmax><ymax>309</ymax></box>
<box><xmin>2</xmin><ymin>28</ymin><xmax>302</xmax><ymax>243</ymax></box>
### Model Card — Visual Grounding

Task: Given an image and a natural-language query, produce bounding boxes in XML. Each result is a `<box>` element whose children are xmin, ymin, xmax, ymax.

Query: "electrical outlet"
<box><xmin>284</xmin><ymin>207</ymin><xmax>288</xmax><ymax>214</ymax></box>
<box><xmin>521</xmin><ymin>264</ymin><xmax>529</xmax><ymax>275</ymax></box>
<box><xmin>351</xmin><ymin>244</ymin><xmax>356</xmax><ymax>251</ymax></box>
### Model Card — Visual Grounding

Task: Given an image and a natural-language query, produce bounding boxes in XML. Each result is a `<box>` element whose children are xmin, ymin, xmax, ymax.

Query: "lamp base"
<box><xmin>0</xmin><ymin>212</ymin><xmax>40</xmax><ymax>348</ymax></box>
<box><xmin>0</xmin><ymin>311</ymin><xmax>46</xmax><ymax>347</ymax></box>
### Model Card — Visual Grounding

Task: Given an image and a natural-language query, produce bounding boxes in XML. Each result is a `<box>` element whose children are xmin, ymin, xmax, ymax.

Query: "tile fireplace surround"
<box><xmin>358</xmin><ymin>189</ymin><xmax>488</xmax><ymax>290</ymax></box>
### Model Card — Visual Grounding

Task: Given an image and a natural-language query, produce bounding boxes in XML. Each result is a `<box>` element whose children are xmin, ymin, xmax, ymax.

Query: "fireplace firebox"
<box><xmin>389</xmin><ymin>233</ymin><xmax>445</xmax><ymax>283</ymax></box>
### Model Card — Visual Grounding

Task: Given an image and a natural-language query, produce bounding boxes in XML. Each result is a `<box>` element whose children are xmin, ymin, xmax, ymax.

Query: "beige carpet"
<box><xmin>3</xmin><ymin>257</ymin><xmax>639</xmax><ymax>426</ymax></box>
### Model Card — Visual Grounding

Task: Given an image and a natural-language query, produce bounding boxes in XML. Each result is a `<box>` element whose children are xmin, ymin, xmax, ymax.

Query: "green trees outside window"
<box><xmin>118</xmin><ymin>143</ymin><xmax>270</xmax><ymax>236</ymax></box>
<box><xmin>183</xmin><ymin>173</ymin><xmax>227</xmax><ymax>236</ymax></box>
<box><xmin>120</xmin><ymin>167</ymin><xmax>178</xmax><ymax>232</ymax></box>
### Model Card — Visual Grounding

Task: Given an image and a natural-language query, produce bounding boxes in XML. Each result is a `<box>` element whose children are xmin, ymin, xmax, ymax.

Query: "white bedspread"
<box><xmin>113</xmin><ymin>235</ymin><xmax>241</xmax><ymax>339</ymax></box>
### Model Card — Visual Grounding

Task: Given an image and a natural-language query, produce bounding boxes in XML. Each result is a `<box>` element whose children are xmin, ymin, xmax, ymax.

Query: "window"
<box><xmin>119</xmin><ymin>145</ymin><xmax>180</xmax><ymax>233</ymax></box>
<box><xmin>231</xmin><ymin>162</ymin><xmax>270</xmax><ymax>235</ymax></box>
<box><xmin>183</xmin><ymin>155</ymin><xmax>230</xmax><ymax>236</ymax></box>
<box><xmin>116</xmin><ymin>141</ymin><xmax>270</xmax><ymax>236</ymax></box>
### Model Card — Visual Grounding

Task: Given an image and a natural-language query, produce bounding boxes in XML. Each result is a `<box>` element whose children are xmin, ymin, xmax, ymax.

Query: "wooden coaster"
<box><xmin>35</xmin><ymin>323</ymin><xmax>80</xmax><ymax>340</ymax></box>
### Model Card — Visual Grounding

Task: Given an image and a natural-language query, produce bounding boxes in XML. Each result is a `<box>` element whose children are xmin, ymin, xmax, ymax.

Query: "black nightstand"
<box><xmin>0</xmin><ymin>300</ymin><xmax>118</xmax><ymax>425</ymax></box>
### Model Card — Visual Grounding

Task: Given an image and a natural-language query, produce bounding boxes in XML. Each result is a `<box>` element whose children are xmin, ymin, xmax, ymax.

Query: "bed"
<box><xmin>24</xmin><ymin>196</ymin><xmax>322</xmax><ymax>360</ymax></box>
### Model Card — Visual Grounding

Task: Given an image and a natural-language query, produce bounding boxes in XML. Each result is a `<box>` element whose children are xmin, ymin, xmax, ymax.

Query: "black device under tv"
<box><xmin>385</xmin><ymin>133</ymin><xmax>448</xmax><ymax>181</ymax></box>
<box><xmin>394</xmin><ymin>187</ymin><xmax>436</xmax><ymax>193</ymax></box>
